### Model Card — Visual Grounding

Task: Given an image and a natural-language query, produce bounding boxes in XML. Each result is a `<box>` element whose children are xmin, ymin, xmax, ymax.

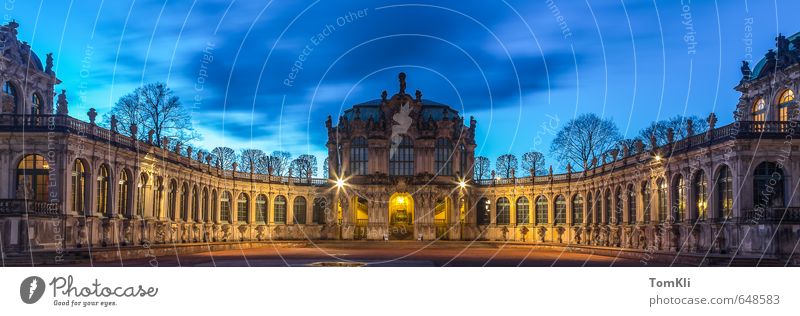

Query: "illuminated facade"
<box><xmin>1</xmin><ymin>22</ymin><xmax>799</xmax><ymax>264</ymax></box>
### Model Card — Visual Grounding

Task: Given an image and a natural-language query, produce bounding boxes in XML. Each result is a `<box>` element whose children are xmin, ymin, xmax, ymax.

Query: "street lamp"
<box><xmin>335</xmin><ymin>177</ymin><xmax>346</xmax><ymax>189</ymax></box>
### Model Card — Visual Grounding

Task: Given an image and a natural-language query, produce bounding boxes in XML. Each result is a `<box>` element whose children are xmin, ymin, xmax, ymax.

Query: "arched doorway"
<box><xmin>388</xmin><ymin>192</ymin><xmax>414</xmax><ymax>240</ymax></box>
<box><xmin>434</xmin><ymin>196</ymin><xmax>452</xmax><ymax>239</ymax></box>
<box><xmin>354</xmin><ymin>196</ymin><xmax>368</xmax><ymax>240</ymax></box>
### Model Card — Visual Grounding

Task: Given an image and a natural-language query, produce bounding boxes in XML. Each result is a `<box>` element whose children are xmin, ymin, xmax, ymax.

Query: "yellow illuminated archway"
<box><xmin>388</xmin><ymin>192</ymin><xmax>414</xmax><ymax>239</ymax></box>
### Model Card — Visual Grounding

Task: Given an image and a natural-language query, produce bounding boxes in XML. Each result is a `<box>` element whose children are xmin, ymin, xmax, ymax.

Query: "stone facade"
<box><xmin>1</xmin><ymin>22</ymin><xmax>799</xmax><ymax>264</ymax></box>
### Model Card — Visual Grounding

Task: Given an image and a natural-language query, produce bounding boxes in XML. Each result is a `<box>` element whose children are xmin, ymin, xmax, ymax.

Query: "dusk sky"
<box><xmin>7</xmin><ymin>0</ymin><xmax>800</xmax><ymax>172</ymax></box>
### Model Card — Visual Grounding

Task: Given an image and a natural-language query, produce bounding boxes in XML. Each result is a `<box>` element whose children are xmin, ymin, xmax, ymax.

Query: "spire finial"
<box><xmin>398</xmin><ymin>72</ymin><xmax>406</xmax><ymax>94</ymax></box>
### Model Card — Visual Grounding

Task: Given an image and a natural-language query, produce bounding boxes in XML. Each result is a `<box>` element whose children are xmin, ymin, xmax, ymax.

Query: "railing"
<box><xmin>3</xmin><ymin>114</ymin><xmax>797</xmax><ymax>189</ymax></box>
<box><xmin>742</xmin><ymin>207</ymin><xmax>800</xmax><ymax>223</ymax></box>
<box><xmin>477</xmin><ymin>121</ymin><xmax>800</xmax><ymax>187</ymax></box>
<box><xmin>0</xmin><ymin>114</ymin><xmax>330</xmax><ymax>187</ymax></box>
<box><xmin>0</xmin><ymin>199</ymin><xmax>62</xmax><ymax>216</ymax></box>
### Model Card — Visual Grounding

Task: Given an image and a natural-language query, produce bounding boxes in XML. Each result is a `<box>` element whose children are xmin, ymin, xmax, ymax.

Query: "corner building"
<box><xmin>1</xmin><ymin>22</ymin><xmax>799</xmax><ymax>264</ymax></box>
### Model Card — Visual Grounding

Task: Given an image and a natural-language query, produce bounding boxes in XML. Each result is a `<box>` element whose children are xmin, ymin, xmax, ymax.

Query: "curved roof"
<box><xmin>751</xmin><ymin>32</ymin><xmax>800</xmax><ymax>78</ymax></box>
<box><xmin>342</xmin><ymin>98</ymin><xmax>460</xmax><ymax>121</ymax></box>
<box><xmin>0</xmin><ymin>21</ymin><xmax>45</xmax><ymax>72</ymax></box>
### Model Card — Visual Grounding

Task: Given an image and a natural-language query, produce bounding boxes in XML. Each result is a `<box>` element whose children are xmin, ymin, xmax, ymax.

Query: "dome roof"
<box><xmin>343</xmin><ymin>98</ymin><xmax>460</xmax><ymax>122</ymax></box>
<box><xmin>0</xmin><ymin>21</ymin><xmax>46</xmax><ymax>72</ymax></box>
<box><xmin>751</xmin><ymin>32</ymin><xmax>800</xmax><ymax>78</ymax></box>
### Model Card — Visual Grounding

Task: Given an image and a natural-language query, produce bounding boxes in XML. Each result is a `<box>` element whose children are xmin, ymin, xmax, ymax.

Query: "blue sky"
<box><xmin>7</xmin><ymin>0</ymin><xmax>800</xmax><ymax>171</ymax></box>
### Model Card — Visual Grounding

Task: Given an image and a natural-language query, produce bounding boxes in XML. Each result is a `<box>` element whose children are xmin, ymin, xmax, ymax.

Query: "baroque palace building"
<box><xmin>1</xmin><ymin>21</ymin><xmax>799</xmax><ymax>263</ymax></box>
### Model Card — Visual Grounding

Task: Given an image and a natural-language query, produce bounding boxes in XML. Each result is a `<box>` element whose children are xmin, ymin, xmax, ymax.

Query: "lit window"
<box><xmin>716</xmin><ymin>166</ymin><xmax>733</xmax><ymax>219</ymax></box>
<box><xmin>693</xmin><ymin>171</ymin><xmax>708</xmax><ymax>221</ymax></box>
<box><xmin>17</xmin><ymin>154</ymin><xmax>50</xmax><ymax>202</ymax></box>
<box><xmin>752</xmin><ymin>98</ymin><xmax>766</xmax><ymax>121</ymax></box>
<box><xmin>779</xmin><ymin>90</ymin><xmax>794</xmax><ymax>121</ymax></box>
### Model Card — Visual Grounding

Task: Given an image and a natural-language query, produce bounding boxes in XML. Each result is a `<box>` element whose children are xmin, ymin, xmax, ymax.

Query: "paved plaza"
<box><xmin>84</xmin><ymin>242</ymin><xmax>655</xmax><ymax>267</ymax></box>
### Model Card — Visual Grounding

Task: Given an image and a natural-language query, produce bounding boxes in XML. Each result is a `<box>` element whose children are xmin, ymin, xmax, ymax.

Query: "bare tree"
<box><xmin>473</xmin><ymin>156</ymin><xmax>491</xmax><ymax>180</ymax></box>
<box><xmin>550</xmin><ymin>113</ymin><xmax>622</xmax><ymax>171</ymax></box>
<box><xmin>290</xmin><ymin>154</ymin><xmax>318</xmax><ymax>178</ymax></box>
<box><xmin>638</xmin><ymin>115</ymin><xmax>709</xmax><ymax>147</ymax></box>
<box><xmin>520</xmin><ymin>151</ymin><xmax>546</xmax><ymax>176</ymax></box>
<box><xmin>108</xmin><ymin>82</ymin><xmax>198</xmax><ymax>147</ymax></box>
<box><xmin>269</xmin><ymin>151</ymin><xmax>292</xmax><ymax>176</ymax></box>
<box><xmin>102</xmin><ymin>93</ymin><xmax>146</xmax><ymax>139</ymax></box>
<box><xmin>211</xmin><ymin>147</ymin><xmax>237</xmax><ymax>170</ymax></box>
<box><xmin>322</xmin><ymin>157</ymin><xmax>329</xmax><ymax>178</ymax></box>
<box><xmin>239</xmin><ymin>149</ymin><xmax>268</xmax><ymax>173</ymax></box>
<box><xmin>495</xmin><ymin>154</ymin><xmax>518</xmax><ymax>178</ymax></box>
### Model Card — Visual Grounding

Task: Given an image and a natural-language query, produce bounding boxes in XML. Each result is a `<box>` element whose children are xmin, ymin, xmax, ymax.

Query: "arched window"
<box><xmin>587</xmin><ymin>192</ymin><xmax>595</xmax><ymax>224</ymax></box>
<box><xmin>716</xmin><ymin>166</ymin><xmax>733</xmax><ymax>219</ymax></box>
<box><xmin>16</xmin><ymin>154</ymin><xmax>50</xmax><ymax>201</ymax></box>
<box><xmin>274</xmin><ymin>195</ymin><xmax>287</xmax><ymax>224</ymax></box>
<box><xmin>153</xmin><ymin>177</ymin><xmax>163</xmax><ymax>218</ymax></box>
<box><xmin>779</xmin><ymin>90</ymin><xmax>794</xmax><ymax>121</ymax></box>
<box><xmin>31</xmin><ymin>93</ymin><xmax>42</xmax><ymax>115</ymax></box>
<box><xmin>603</xmin><ymin>189</ymin><xmax>614</xmax><ymax>224</ymax></box>
<box><xmin>752</xmin><ymin>98</ymin><xmax>766</xmax><ymax>121</ymax></box>
<box><xmin>693</xmin><ymin>170</ymin><xmax>708</xmax><ymax>221</ymax></box>
<box><xmin>237</xmin><ymin>193</ymin><xmax>249</xmax><ymax>223</ymax></box>
<box><xmin>349</xmin><ymin>137</ymin><xmax>368</xmax><ymax>175</ymax></box>
<box><xmin>220</xmin><ymin>191</ymin><xmax>231</xmax><ymax>223</ymax></box>
<box><xmin>641</xmin><ymin>181</ymin><xmax>651</xmax><ymax>224</ymax></box>
<box><xmin>657</xmin><ymin>179</ymin><xmax>667</xmax><ymax>222</ymax></box>
<box><xmin>672</xmin><ymin>175</ymin><xmax>686</xmax><ymax>222</ymax></box>
<box><xmin>96</xmin><ymin>164</ymin><xmax>111</xmax><ymax>216</ymax></box>
<box><xmin>554</xmin><ymin>195</ymin><xmax>566</xmax><ymax>225</ymax></box>
<box><xmin>211</xmin><ymin>190</ymin><xmax>218</xmax><ymax>222</ymax></box>
<box><xmin>476</xmin><ymin>198</ymin><xmax>490</xmax><ymax>225</ymax></box>
<box><xmin>389</xmin><ymin>135</ymin><xmax>414</xmax><ymax>176</ymax></box>
<box><xmin>434</xmin><ymin>138</ymin><xmax>453</xmax><ymax>176</ymax></box>
<box><xmin>179</xmin><ymin>183</ymin><xmax>189</xmax><ymax>221</ymax></box>
<box><xmin>627</xmin><ymin>184</ymin><xmax>637</xmax><ymax>224</ymax></box>
<box><xmin>753</xmin><ymin>162</ymin><xmax>784</xmax><ymax>208</ymax></box>
<box><xmin>117</xmin><ymin>170</ymin><xmax>131</xmax><ymax>216</ymax></box>
<box><xmin>256</xmin><ymin>195</ymin><xmax>268</xmax><ymax>223</ymax></box>
<box><xmin>515</xmin><ymin>197</ymin><xmax>530</xmax><ymax>224</ymax></box>
<box><xmin>192</xmin><ymin>186</ymin><xmax>199</xmax><ymax>222</ymax></box>
<box><xmin>614</xmin><ymin>187</ymin><xmax>624</xmax><ymax>224</ymax></box>
<box><xmin>3</xmin><ymin>81</ymin><xmax>19</xmax><ymax>113</ymax></box>
<box><xmin>202</xmin><ymin>188</ymin><xmax>210</xmax><ymax>222</ymax></box>
<box><xmin>571</xmin><ymin>194</ymin><xmax>584</xmax><ymax>225</ymax></box>
<box><xmin>535</xmin><ymin>196</ymin><xmax>548</xmax><ymax>225</ymax></box>
<box><xmin>71</xmin><ymin>160</ymin><xmax>87</xmax><ymax>215</ymax></box>
<box><xmin>167</xmin><ymin>181</ymin><xmax>177</xmax><ymax>219</ymax></box>
<box><xmin>293</xmin><ymin>196</ymin><xmax>307</xmax><ymax>224</ymax></box>
<box><xmin>136</xmin><ymin>173</ymin><xmax>147</xmax><ymax>218</ymax></box>
<box><xmin>313</xmin><ymin>197</ymin><xmax>326</xmax><ymax>224</ymax></box>
<box><xmin>496</xmin><ymin>197</ymin><xmax>510</xmax><ymax>225</ymax></box>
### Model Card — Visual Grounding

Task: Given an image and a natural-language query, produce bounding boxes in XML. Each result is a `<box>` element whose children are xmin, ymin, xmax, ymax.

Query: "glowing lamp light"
<box><xmin>654</xmin><ymin>155</ymin><xmax>662</xmax><ymax>162</ymax></box>
<box><xmin>335</xmin><ymin>178</ymin><xmax>346</xmax><ymax>189</ymax></box>
<box><xmin>397</xmin><ymin>196</ymin><xmax>405</xmax><ymax>204</ymax></box>
<box><xmin>458</xmin><ymin>179</ymin><xmax>467</xmax><ymax>189</ymax></box>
